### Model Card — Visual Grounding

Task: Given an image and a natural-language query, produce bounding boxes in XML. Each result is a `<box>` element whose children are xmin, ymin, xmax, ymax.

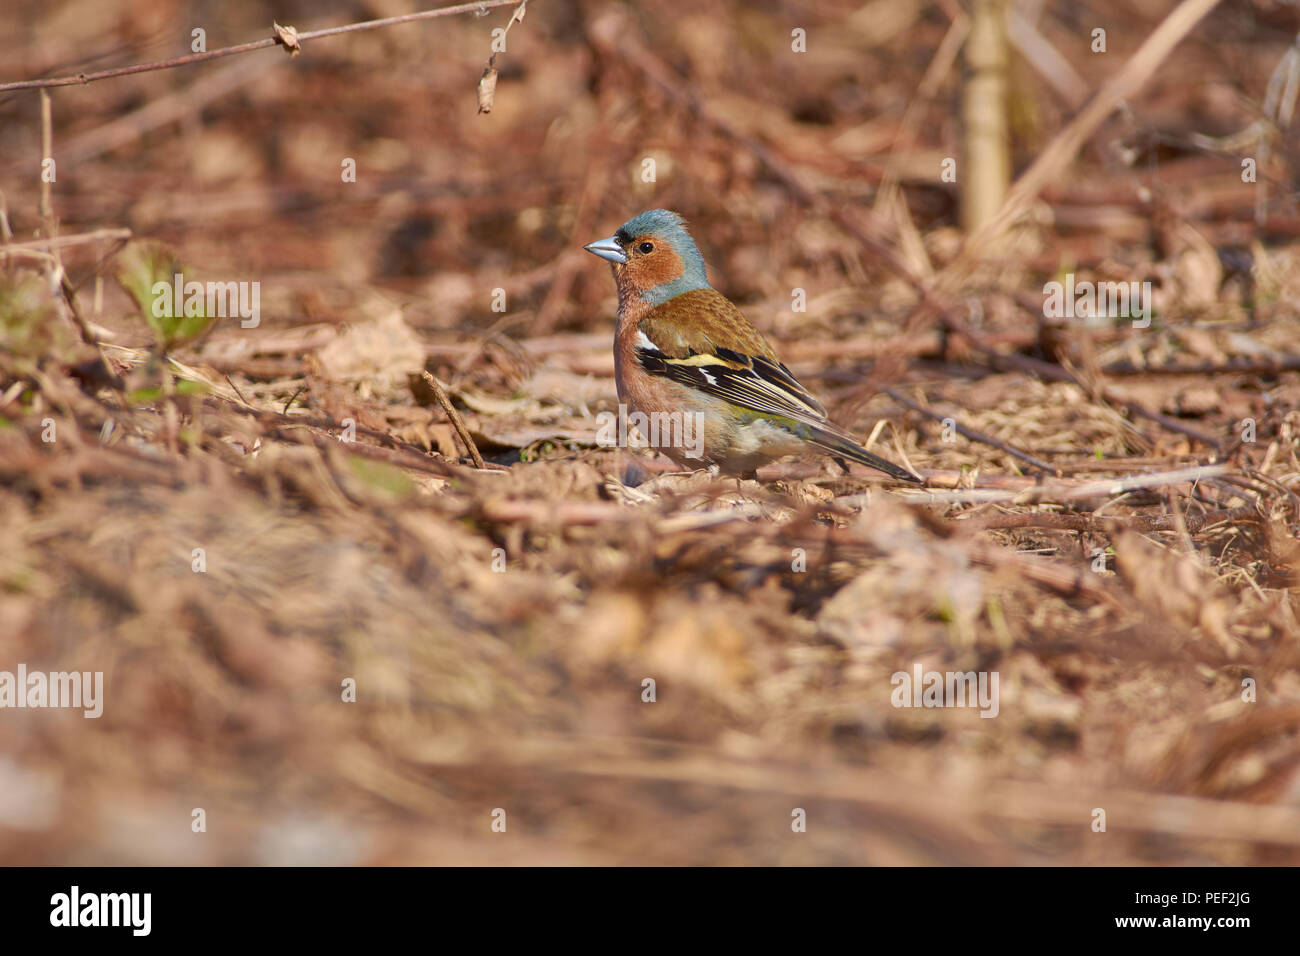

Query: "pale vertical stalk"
<box><xmin>961</xmin><ymin>0</ymin><xmax>1010</xmax><ymax>234</ymax></box>
<box><xmin>39</xmin><ymin>89</ymin><xmax>54</xmax><ymax>235</ymax></box>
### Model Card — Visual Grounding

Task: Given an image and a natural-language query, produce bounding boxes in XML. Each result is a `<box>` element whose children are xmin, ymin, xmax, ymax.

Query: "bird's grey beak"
<box><xmin>583</xmin><ymin>236</ymin><xmax>626</xmax><ymax>264</ymax></box>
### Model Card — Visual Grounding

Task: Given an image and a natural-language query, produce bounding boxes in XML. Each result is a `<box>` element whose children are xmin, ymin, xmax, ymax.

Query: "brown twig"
<box><xmin>874</xmin><ymin>8</ymin><xmax>969</xmax><ymax>215</ymax></box>
<box><xmin>222</xmin><ymin>374</ymin><xmax>252</xmax><ymax>407</ymax></box>
<box><xmin>213</xmin><ymin>396</ymin><xmax>461</xmax><ymax>467</ymax></box>
<box><xmin>0</xmin><ymin>1</ymin><xmax>523</xmax><ymax>93</ymax></box>
<box><xmin>881</xmin><ymin>385</ymin><xmax>1060</xmax><ymax>476</ymax></box>
<box><xmin>476</xmin><ymin>1</ymin><xmax>528</xmax><ymax>114</ymax></box>
<box><xmin>1005</xmin><ymin>6</ymin><xmax>1090</xmax><ymax>110</ymax></box>
<box><xmin>282</xmin><ymin>386</ymin><xmax>305</xmax><ymax>415</ymax></box>
<box><xmin>30</xmin><ymin>91</ymin><xmax>122</xmax><ymax>389</ymax></box>
<box><xmin>1101</xmin><ymin>355</ymin><xmax>1300</xmax><ymax>376</ymax></box>
<box><xmin>421</xmin><ymin>370</ymin><xmax>486</xmax><ymax>468</ymax></box>
<box><xmin>0</xmin><ymin>227</ymin><xmax>133</xmax><ymax>258</ymax></box>
<box><xmin>296</xmin><ymin>430</ymin><xmax>464</xmax><ymax>480</ymax></box>
<box><xmin>967</xmin><ymin>504</ymin><xmax>1259</xmax><ymax>534</ymax></box>
<box><xmin>869</xmin><ymin>463</ymin><xmax>1231</xmax><ymax>506</ymax></box>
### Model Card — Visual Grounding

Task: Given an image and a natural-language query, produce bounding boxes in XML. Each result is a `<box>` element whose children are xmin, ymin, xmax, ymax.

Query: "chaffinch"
<box><xmin>583</xmin><ymin>209</ymin><xmax>920</xmax><ymax>482</ymax></box>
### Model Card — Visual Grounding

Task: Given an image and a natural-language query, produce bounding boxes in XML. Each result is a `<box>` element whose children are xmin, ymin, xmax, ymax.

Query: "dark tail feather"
<box><xmin>807</xmin><ymin>427</ymin><xmax>922</xmax><ymax>483</ymax></box>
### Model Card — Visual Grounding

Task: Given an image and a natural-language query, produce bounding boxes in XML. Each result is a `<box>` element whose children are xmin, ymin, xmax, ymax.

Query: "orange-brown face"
<box><xmin>585</xmin><ymin>210</ymin><xmax>710</xmax><ymax>306</ymax></box>
<box><xmin>616</xmin><ymin>232</ymin><xmax>685</xmax><ymax>293</ymax></box>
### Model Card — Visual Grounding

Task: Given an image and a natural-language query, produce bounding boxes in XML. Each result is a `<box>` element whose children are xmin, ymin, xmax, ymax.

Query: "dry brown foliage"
<box><xmin>1</xmin><ymin>0</ymin><xmax>1298</xmax><ymax>864</ymax></box>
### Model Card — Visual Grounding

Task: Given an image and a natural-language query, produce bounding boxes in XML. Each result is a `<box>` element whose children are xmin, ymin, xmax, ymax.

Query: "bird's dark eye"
<box><xmin>638</xmin><ymin>241</ymin><xmax>654</xmax><ymax>254</ymax></box>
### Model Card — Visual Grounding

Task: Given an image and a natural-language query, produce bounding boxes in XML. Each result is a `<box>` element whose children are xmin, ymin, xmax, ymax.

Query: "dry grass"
<box><xmin>1</xmin><ymin>0</ymin><xmax>1299</xmax><ymax>864</ymax></box>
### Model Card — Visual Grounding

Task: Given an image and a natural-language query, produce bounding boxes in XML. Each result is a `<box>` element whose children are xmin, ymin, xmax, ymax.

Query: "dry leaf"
<box><xmin>272</xmin><ymin>22</ymin><xmax>302</xmax><ymax>57</ymax></box>
<box><xmin>477</xmin><ymin>67</ymin><xmax>498</xmax><ymax>114</ymax></box>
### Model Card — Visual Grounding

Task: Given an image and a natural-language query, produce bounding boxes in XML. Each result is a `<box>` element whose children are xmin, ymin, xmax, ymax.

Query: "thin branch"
<box><xmin>1101</xmin><ymin>355</ymin><xmax>1300</xmax><ymax>376</ymax></box>
<box><xmin>968</xmin><ymin>504</ymin><xmax>1259</xmax><ymax>534</ymax></box>
<box><xmin>421</xmin><ymin>370</ymin><xmax>486</xmax><ymax>469</ymax></box>
<box><xmin>222</xmin><ymin>374</ymin><xmax>252</xmax><ymax>407</ymax></box>
<box><xmin>0</xmin><ymin>1</ymin><xmax>522</xmax><ymax>93</ymax></box>
<box><xmin>282</xmin><ymin>386</ymin><xmax>305</xmax><ymax>415</ymax></box>
<box><xmin>874</xmin><ymin>8</ymin><xmax>968</xmax><ymax>214</ymax></box>
<box><xmin>1005</xmin><ymin>6</ymin><xmax>1090</xmax><ymax>109</ymax></box>
<box><xmin>298</xmin><ymin>430</ymin><xmax>465</xmax><ymax>480</ymax></box>
<box><xmin>476</xmin><ymin>0</ymin><xmax>528</xmax><ymax>113</ymax></box>
<box><xmin>31</xmin><ymin>94</ymin><xmax>122</xmax><ymax>388</ymax></box>
<box><xmin>881</xmin><ymin>385</ymin><xmax>1060</xmax><ymax>475</ymax></box>
<box><xmin>876</xmin><ymin>463</ymin><xmax>1231</xmax><ymax>506</ymax></box>
<box><xmin>0</xmin><ymin>228</ymin><xmax>132</xmax><ymax>258</ymax></box>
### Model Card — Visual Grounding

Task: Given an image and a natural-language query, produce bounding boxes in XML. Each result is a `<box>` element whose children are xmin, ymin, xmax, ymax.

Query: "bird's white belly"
<box><xmin>728</xmin><ymin>418</ymin><xmax>804</xmax><ymax>458</ymax></box>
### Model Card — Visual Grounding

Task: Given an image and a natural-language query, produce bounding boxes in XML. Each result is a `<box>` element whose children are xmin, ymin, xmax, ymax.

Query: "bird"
<box><xmin>583</xmin><ymin>209</ymin><xmax>920</xmax><ymax>482</ymax></box>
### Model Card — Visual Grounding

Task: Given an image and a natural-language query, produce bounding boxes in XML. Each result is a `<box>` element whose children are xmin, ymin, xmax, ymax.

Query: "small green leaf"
<box><xmin>347</xmin><ymin>456</ymin><xmax>413</xmax><ymax>498</ymax></box>
<box><xmin>0</xmin><ymin>268</ymin><xmax>67</xmax><ymax>357</ymax></box>
<box><xmin>174</xmin><ymin>378</ymin><xmax>209</xmax><ymax>396</ymax></box>
<box><xmin>117</xmin><ymin>242</ymin><xmax>217</xmax><ymax>351</ymax></box>
<box><xmin>125</xmin><ymin>387</ymin><xmax>164</xmax><ymax>405</ymax></box>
